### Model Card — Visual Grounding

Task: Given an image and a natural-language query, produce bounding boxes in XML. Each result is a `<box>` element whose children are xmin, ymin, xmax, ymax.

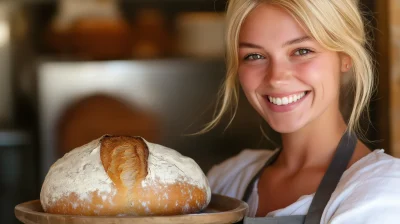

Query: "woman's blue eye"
<box><xmin>294</xmin><ymin>49</ymin><xmax>312</xmax><ymax>56</ymax></box>
<box><xmin>244</xmin><ymin>54</ymin><xmax>265</xmax><ymax>60</ymax></box>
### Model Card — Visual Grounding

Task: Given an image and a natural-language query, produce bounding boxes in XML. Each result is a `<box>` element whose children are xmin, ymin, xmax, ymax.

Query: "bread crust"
<box><xmin>100</xmin><ymin>136</ymin><xmax>149</xmax><ymax>192</ymax></box>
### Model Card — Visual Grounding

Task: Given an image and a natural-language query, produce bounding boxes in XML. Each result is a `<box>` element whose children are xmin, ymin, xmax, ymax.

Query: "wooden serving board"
<box><xmin>15</xmin><ymin>194</ymin><xmax>248</xmax><ymax>224</ymax></box>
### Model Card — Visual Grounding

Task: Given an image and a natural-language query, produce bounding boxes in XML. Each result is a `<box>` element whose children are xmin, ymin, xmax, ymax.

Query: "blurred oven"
<box><xmin>37</xmin><ymin>59</ymin><xmax>276</xmax><ymax>183</ymax></box>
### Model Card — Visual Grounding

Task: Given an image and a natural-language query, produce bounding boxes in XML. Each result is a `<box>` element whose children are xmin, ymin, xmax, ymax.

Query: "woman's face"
<box><xmin>238</xmin><ymin>4</ymin><xmax>350</xmax><ymax>133</ymax></box>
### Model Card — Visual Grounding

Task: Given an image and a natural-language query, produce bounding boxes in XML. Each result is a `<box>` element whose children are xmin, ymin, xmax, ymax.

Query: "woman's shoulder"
<box><xmin>323</xmin><ymin>150</ymin><xmax>400</xmax><ymax>223</ymax></box>
<box><xmin>207</xmin><ymin>148</ymin><xmax>277</xmax><ymax>199</ymax></box>
<box><xmin>335</xmin><ymin>149</ymin><xmax>400</xmax><ymax>193</ymax></box>
<box><xmin>208</xmin><ymin>149</ymin><xmax>276</xmax><ymax>175</ymax></box>
<box><xmin>343</xmin><ymin>149</ymin><xmax>400</xmax><ymax>182</ymax></box>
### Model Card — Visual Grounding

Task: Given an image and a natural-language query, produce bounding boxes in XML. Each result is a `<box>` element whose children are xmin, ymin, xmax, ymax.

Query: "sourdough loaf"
<box><xmin>40</xmin><ymin>135</ymin><xmax>211</xmax><ymax>216</ymax></box>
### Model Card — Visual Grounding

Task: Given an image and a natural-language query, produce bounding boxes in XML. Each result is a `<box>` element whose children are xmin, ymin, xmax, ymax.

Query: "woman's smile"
<box><xmin>264</xmin><ymin>91</ymin><xmax>311</xmax><ymax>113</ymax></box>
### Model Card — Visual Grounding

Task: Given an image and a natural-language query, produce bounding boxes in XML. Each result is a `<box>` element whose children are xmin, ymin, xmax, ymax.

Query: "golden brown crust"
<box><xmin>45</xmin><ymin>182</ymin><xmax>208</xmax><ymax>216</ymax></box>
<box><xmin>44</xmin><ymin>190</ymin><xmax>127</xmax><ymax>216</ymax></box>
<box><xmin>129</xmin><ymin>182</ymin><xmax>209</xmax><ymax>215</ymax></box>
<box><xmin>100</xmin><ymin>135</ymin><xmax>149</xmax><ymax>189</ymax></box>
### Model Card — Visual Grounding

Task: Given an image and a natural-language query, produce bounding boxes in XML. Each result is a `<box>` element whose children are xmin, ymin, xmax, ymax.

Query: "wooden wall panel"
<box><xmin>374</xmin><ymin>0</ymin><xmax>391</xmax><ymax>154</ymax></box>
<box><xmin>389</xmin><ymin>0</ymin><xmax>400</xmax><ymax>156</ymax></box>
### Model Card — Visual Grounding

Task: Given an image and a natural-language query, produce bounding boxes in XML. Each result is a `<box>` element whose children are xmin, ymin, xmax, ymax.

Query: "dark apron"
<box><xmin>241</xmin><ymin>131</ymin><xmax>357</xmax><ymax>224</ymax></box>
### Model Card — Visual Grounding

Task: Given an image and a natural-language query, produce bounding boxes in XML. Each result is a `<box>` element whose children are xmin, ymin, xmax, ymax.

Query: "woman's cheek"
<box><xmin>296</xmin><ymin>54</ymin><xmax>340</xmax><ymax>81</ymax></box>
<box><xmin>293</xmin><ymin>60</ymin><xmax>324</xmax><ymax>84</ymax></box>
<box><xmin>238</xmin><ymin>65</ymin><xmax>266</xmax><ymax>91</ymax></box>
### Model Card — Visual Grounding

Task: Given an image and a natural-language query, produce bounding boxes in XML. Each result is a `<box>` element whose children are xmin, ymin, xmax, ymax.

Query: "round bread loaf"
<box><xmin>40</xmin><ymin>135</ymin><xmax>211</xmax><ymax>216</ymax></box>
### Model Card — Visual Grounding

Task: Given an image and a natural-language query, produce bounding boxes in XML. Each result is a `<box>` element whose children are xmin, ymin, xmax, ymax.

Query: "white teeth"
<box><xmin>268</xmin><ymin>92</ymin><xmax>307</xmax><ymax>106</ymax></box>
<box><xmin>282</xmin><ymin>97</ymin><xmax>288</xmax><ymax>105</ymax></box>
<box><xmin>288</xmin><ymin>96</ymin><xmax>293</xmax><ymax>104</ymax></box>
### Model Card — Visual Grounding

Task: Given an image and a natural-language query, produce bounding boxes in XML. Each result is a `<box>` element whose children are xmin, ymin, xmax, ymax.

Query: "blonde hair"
<box><xmin>200</xmin><ymin>0</ymin><xmax>374</xmax><ymax>137</ymax></box>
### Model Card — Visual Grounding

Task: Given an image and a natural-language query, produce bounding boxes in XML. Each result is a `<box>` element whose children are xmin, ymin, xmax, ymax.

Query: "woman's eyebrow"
<box><xmin>239</xmin><ymin>42</ymin><xmax>263</xmax><ymax>48</ymax></box>
<box><xmin>282</xmin><ymin>36</ymin><xmax>311</xmax><ymax>47</ymax></box>
<box><xmin>239</xmin><ymin>36</ymin><xmax>311</xmax><ymax>49</ymax></box>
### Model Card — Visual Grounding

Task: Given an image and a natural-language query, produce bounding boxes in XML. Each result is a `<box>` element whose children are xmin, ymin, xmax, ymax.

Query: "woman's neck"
<box><xmin>275</xmin><ymin>108</ymin><xmax>348</xmax><ymax>172</ymax></box>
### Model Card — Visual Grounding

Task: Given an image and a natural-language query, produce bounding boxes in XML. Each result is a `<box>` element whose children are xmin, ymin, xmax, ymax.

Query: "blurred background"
<box><xmin>0</xmin><ymin>0</ymin><xmax>396</xmax><ymax>223</ymax></box>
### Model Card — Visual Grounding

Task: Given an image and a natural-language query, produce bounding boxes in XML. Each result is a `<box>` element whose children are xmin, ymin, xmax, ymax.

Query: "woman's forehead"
<box><xmin>239</xmin><ymin>4</ymin><xmax>309</xmax><ymax>46</ymax></box>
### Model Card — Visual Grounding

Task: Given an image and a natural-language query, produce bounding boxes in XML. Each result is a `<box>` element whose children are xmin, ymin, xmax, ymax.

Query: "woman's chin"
<box><xmin>268</xmin><ymin>120</ymin><xmax>306</xmax><ymax>134</ymax></box>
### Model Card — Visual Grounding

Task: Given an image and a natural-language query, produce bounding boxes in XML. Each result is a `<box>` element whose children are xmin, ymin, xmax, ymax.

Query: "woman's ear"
<box><xmin>340</xmin><ymin>53</ymin><xmax>352</xmax><ymax>73</ymax></box>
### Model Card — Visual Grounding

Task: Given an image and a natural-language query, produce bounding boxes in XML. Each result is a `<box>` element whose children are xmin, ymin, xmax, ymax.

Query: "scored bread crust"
<box><xmin>41</xmin><ymin>135</ymin><xmax>210</xmax><ymax>216</ymax></box>
<box><xmin>100</xmin><ymin>136</ymin><xmax>149</xmax><ymax>194</ymax></box>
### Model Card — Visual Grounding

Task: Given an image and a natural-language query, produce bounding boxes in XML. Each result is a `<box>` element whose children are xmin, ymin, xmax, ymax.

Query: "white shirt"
<box><xmin>207</xmin><ymin>149</ymin><xmax>400</xmax><ymax>224</ymax></box>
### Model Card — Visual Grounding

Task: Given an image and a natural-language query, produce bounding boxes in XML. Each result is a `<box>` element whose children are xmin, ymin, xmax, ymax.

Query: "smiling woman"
<box><xmin>237</xmin><ymin>4</ymin><xmax>350</xmax><ymax>134</ymax></box>
<box><xmin>204</xmin><ymin>0</ymin><xmax>400</xmax><ymax>224</ymax></box>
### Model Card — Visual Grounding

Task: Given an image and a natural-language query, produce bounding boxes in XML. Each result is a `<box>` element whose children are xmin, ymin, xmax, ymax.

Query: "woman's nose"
<box><xmin>264</xmin><ymin>59</ymin><xmax>292</xmax><ymax>88</ymax></box>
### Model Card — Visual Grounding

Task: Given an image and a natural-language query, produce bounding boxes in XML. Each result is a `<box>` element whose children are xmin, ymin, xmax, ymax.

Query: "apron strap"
<box><xmin>245</xmin><ymin>215</ymin><xmax>305</xmax><ymax>224</ymax></box>
<box><xmin>242</xmin><ymin>149</ymin><xmax>281</xmax><ymax>202</ymax></box>
<box><xmin>304</xmin><ymin>131</ymin><xmax>357</xmax><ymax>224</ymax></box>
